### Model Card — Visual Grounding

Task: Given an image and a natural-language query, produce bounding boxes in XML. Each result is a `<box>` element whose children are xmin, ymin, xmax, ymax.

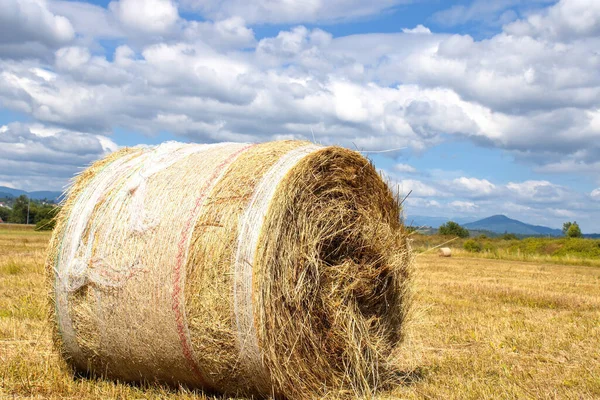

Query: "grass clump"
<box><xmin>1</xmin><ymin>261</ymin><xmax>23</xmax><ymax>275</ymax></box>
<box><xmin>463</xmin><ymin>240</ymin><xmax>483</xmax><ymax>253</ymax></box>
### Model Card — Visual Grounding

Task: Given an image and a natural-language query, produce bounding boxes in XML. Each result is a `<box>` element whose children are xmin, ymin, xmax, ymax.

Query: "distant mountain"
<box><xmin>29</xmin><ymin>190</ymin><xmax>63</xmax><ymax>201</ymax></box>
<box><xmin>406</xmin><ymin>215</ymin><xmax>474</xmax><ymax>228</ymax></box>
<box><xmin>464</xmin><ymin>215</ymin><xmax>563</xmax><ymax>236</ymax></box>
<box><xmin>0</xmin><ymin>186</ymin><xmax>27</xmax><ymax>198</ymax></box>
<box><xmin>0</xmin><ymin>186</ymin><xmax>62</xmax><ymax>202</ymax></box>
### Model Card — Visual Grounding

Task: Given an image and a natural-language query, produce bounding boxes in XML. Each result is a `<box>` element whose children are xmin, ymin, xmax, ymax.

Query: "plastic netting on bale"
<box><xmin>46</xmin><ymin>140</ymin><xmax>414</xmax><ymax>399</ymax></box>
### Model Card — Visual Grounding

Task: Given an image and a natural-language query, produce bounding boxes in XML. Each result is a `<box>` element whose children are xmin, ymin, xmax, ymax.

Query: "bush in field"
<box><xmin>8</xmin><ymin>195</ymin><xmax>29</xmax><ymax>223</ymax></box>
<box><xmin>405</xmin><ymin>226</ymin><xmax>418</xmax><ymax>234</ymax></box>
<box><xmin>563</xmin><ymin>221</ymin><xmax>583</xmax><ymax>238</ymax></box>
<box><xmin>34</xmin><ymin>206</ymin><xmax>59</xmax><ymax>230</ymax></box>
<box><xmin>483</xmin><ymin>241</ymin><xmax>496</xmax><ymax>253</ymax></box>
<box><xmin>464</xmin><ymin>239</ymin><xmax>483</xmax><ymax>252</ymax></box>
<box><xmin>5</xmin><ymin>195</ymin><xmax>59</xmax><ymax>225</ymax></box>
<box><xmin>0</xmin><ymin>205</ymin><xmax>10</xmax><ymax>222</ymax></box>
<box><xmin>511</xmin><ymin>237</ymin><xmax>556</xmax><ymax>255</ymax></box>
<box><xmin>439</xmin><ymin>221</ymin><xmax>469</xmax><ymax>238</ymax></box>
<box><xmin>501</xmin><ymin>233</ymin><xmax>519</xmax><ymax>240</ymax></box>
<box><xmin>553</xmin><ymin>238</ymin><xmax>600</xmax><ymax>258</ymax></box>
<box><xmin>508</xmin><ymin>237</ymin><xmax>600</xmax><ymax>258</ymax></box>
<box><xmin>566</xmin><ymin>223</ymin><xmax>583</xmax><ymax>238</ymax></box>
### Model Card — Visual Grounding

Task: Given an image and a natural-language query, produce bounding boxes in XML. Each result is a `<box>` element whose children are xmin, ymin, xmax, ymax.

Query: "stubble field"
<box><xmin>1</xmin><ymin>224</ymin><xmax>599</xmax><ymax>399</ymax></box>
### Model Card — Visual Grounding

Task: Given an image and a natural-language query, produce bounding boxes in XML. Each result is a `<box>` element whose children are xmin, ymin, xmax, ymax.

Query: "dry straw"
<box><xmin>46</xmin><ymin>140</ymin><xmax>414</xmax><ymax>399</ymax></box>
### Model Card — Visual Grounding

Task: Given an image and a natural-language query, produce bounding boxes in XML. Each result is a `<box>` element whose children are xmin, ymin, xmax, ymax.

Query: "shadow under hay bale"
<box><xmin>46</xmin><ymin>140</ymin><xmax>414</xmax><ymax>399</ymax></box>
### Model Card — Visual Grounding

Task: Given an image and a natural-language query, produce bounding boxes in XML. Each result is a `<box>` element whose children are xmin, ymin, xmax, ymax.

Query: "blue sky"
<box><xmin>1</xmin><ymin>0</ymin><xmax>599</xmax><ymax>231</ymax></box>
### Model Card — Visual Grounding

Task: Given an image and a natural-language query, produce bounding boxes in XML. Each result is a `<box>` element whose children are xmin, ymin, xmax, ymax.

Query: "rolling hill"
<box><xmin>0</xmin><ymin>186</ymin><xmax>62</xmax><ymax>203</ymax></box>
<box><xmin>464</xmin><ymin>215</ymin><xmax>562</xmax><ymax>236</ymax></box>
<box><xmin>406</xmin><ymin>215</ymin><xmax>474</xmax><ymax>228</ymax></box>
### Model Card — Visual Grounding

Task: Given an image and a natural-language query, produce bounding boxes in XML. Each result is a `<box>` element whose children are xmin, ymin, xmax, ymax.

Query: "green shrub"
<box><xmin>439</xmin><ymin>221</ymin><xmax>469</xmax><ymax>238</ymax></box>
<box><xmin>483</xmin><ymin>241</ymin><xmax>496</xmax><ymax>252</ymax></box>
<box><xmin>566</xmin><ymin>223</ymin><xmax>583</xmax><ymax>238</ymax></box>
<box><xmin>405</xmin><ymin>226</ymin><xmax>418</xmax><ymax>234</ymax></box>
<box><xmin>464</xmin><ymin>240</ymin><xmax>483</xmax><ymax>252</ymax></box>
<box><xmin>553</xmin><ymin>238</ymin><xmax>600</xmax><ymax>258</ymax></box>
<box><xmin>501</xmin><ymin>233</ymin><xmax>519</xmax><ymax>240</ymax></box>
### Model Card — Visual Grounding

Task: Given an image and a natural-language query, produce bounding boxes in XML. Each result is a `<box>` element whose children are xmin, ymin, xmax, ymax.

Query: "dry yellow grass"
<box><xmin>2</xmin><ymin>224</ymin><xmax>599</xmax><ymax>399</ymax></box>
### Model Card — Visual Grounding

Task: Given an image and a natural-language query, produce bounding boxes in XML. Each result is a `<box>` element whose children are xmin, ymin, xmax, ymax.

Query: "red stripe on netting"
<box><xmin>172</xmin><ymin>145</ymin><xmax>253</xmax><ymax>389</ymax></box>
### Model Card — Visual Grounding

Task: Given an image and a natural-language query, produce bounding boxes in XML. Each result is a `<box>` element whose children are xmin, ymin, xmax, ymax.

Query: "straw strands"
<box><xmin>46</xmin><ymin>140</ymin><xmax>414</xmax><ymax>399</ymax></box>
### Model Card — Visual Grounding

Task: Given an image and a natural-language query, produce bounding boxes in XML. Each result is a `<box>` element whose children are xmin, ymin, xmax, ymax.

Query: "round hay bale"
<box><xmin>46</xmin><ymin>140</ymin><xmax>413</xmax><ymax>399</ymax></box>
<box><xmin>438</xmin><ymin>247</ymin><xmax>452</xmax><ymax>257</ymax></box>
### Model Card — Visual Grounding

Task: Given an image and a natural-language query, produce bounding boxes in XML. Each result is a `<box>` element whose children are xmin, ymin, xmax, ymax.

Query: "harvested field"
<box><xmin>1</xmin><ymin>224</ymin><xmax>599</xmax><ymax>399</ymax></box>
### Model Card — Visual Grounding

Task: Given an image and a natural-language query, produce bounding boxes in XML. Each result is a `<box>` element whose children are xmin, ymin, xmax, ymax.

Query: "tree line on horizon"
<box><xmin>0</xmin><ymin>195</ymin><xmax>58</xmax><ymax>230</ymax></box>
<box><xmin>436</xmin><ymin>220</ymin><xmax>583</xmax><ymax>239</ymax></box>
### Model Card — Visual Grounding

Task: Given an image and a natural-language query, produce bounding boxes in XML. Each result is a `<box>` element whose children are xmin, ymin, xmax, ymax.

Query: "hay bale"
<box><xmin>438</xmin><ymin>247</ymin><xmax>452</xmax><ymax>257</ymax></box>
<box><xmin>46</xmin><ymin>140</ymin><xmax>413</xmax><ymax>399</ymax></box>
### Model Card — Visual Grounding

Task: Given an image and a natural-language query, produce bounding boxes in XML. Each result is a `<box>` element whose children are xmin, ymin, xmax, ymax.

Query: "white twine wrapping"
<box><xmin>64</xmin><ymin>142</ymin><xmax>219</xmax><ymax>293</ymax></box>
<box><xmin>55</xmin><ymin>150</ymin><xmax>143</xmax><ymax>364</ymax></box>
<box><xmin>55</xmin><ymin>142</ymin><xmax>226</xmax><ymax>364</ymax></box>
<box><xmin>55</xmin><ymin>141</ymin><xmax>322</xmax><ymax>387</ymax></box>
<box><xmin>124</xmin><ymin>142</ymin><xmax>229</xmax><ymax>233</ymax></box>
<box><xmin>233</xmin><ymin>144</ymin><xmax>322</xmax><ymax>391</ymax></box>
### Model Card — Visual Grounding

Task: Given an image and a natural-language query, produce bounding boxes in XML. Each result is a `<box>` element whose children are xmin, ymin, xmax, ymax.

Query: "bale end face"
<box><xmin>257</xmin><ymin>147</ymin><xmax>414</xmax><ymax>398</ymax></box>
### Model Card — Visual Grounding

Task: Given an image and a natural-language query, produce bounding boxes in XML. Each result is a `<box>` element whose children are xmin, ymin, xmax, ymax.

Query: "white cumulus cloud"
<box><xmin>506</xmin><ymin>180</ymin><xmax>568</xmax><ymax>203</ymax></box>
<box><xmin>0</xmin><ymin>122</ymin><xmax>117</xmax><ymax>191</ymax></box>
<box><xmin>452</xmin><ymin>177</ymin><xmax>496</xmax><ymax>196</ymax></box>
<box><xmin>505</xmin><ymin>0</ymin><xmax>600</xmax><ymax>41</ymax></box>
<box><xmin>394</xmin><ymin>163</ymin><xmax>417</xmax><ymax>173</ymax></box>
<box><xmin>449</xmin><ymin>200</ymin><xmax>478</xmax><ymax>212</ymax></box>
<box><xmin>397</xmin><ymin>179</ymin><xmax>441</xmax><ymax>197</ymax></box>
<box><xmin>402</xmin><ymin>25</ymin><xmax>432</xmax><ymax>34</ymax></box>
<box><xmin>109</xmin><ymin>0</ymin><xmax>179</xmax><ymax>34</ymax></box>
<box><xmin>0</xmin><ymin>0</ymin><xmax>75</xmax><ymax>59</ymax></box>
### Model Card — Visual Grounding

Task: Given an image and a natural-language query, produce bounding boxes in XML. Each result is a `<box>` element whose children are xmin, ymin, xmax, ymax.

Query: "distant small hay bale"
<box><xmin>438</xmin><ymin>247</ymin><xmax>452</xmax><ymax>257</ymax></box>
<box><xmin>45</xmin><ymin>140</ymin><xmax>414</xmax><ymax>399</ymax></box>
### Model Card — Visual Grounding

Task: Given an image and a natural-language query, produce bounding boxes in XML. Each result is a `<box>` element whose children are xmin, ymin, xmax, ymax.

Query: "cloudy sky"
<box><xmin>1</xmin><ymin>0</ymin><xmax>599</xmax><ymax>231</ymax></box>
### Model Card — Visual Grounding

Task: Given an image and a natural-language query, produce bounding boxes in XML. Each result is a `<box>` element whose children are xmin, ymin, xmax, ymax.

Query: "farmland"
<box><xmin>411</xmin><ymin>233</ymin><xmax>600</xmax><ymax>268</ymax></box>
<box><xmin>1</xmin><ymin>224</ymin><xmax>599</xmax><ymax>399</ymax></box>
